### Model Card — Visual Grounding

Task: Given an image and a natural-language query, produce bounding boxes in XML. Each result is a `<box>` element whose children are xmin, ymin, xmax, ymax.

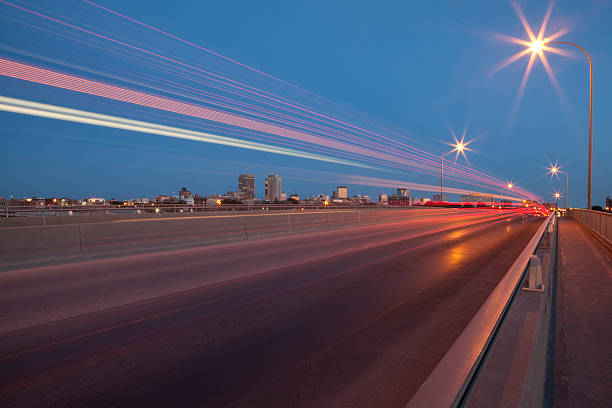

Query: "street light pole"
<box><xmin>544</xmin><ymin>41</ymin><xmax>593</xmax><ymax>210</ymax></box>
<box><xmin>565</xmin><ymin>172</ymin><xmax>569</xmax><ymax>209</ymax></box>
<box><xmin>440</xmin><ymin>149</ymin><xmax>451</xmax><ymax>201</ymax></box>
<box><xmin>440</xmin><ymin>141</ymin><xmax>467</xmax><ymax>202</ymax></box>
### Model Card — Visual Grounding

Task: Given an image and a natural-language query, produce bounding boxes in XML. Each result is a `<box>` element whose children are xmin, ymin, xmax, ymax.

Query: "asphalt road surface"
<box><xmin>0</xmin><ymin>210</ymin><xmax>543</xmax><ymax>407</ymax></box>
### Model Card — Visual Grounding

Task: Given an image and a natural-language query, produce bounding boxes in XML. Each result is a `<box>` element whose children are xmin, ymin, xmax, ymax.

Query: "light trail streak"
<box><xmin>0</xmin><ymin>96</ymin><xmax>372</xmax><ymax>169</ymax></box>
<box><xmin>0</xmin><ymin>1</ymin><xmax>543</xmax><ymax>201</ymax></box>
<box><xmin>343</xmin><ymin>174</ymin><xmax>527</xmax><ymax>202</ymax></box>
<box><xmin>0</xmin><ymin>56</ymin><xmax>535</xmax><ymax>197</ymax></box>
<box><xmin>80</xmin><ymin>0</ymin><xmax>453</xmax><ymax>152</ymax></box>
<box><xmin>0</xmin><ymin>57</ymin><xmax>490</xmax><ymax>181</ymax></box>
<box><xmin>259</xmin><ymin>159</ymin><xmax>536</xmax><ymax>202</ymax></box>
<box><xmin>1</xmin><ymin>0</ymin><xmax>522</xmax><ymax>195</ymax></box>
<box><xmin>81</xmin><ymin>0</ymin><xmax>318</xmax><ymax>97</ymax></box>
<box><xmin>0</xmin><ymin>58</ymin><xmax>418</xmax><ymax>166</ymax></box>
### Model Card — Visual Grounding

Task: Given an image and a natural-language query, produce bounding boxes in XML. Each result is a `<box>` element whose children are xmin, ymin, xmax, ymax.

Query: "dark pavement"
<box><xmin>553</xmin><ymin>218</ymin><xmax>612</xmax><ymax>407</ymax></box>
<box><xmin>0</xmin><ymin>210</ymin><xmax>542</xmax><ymax>407</ymax></box>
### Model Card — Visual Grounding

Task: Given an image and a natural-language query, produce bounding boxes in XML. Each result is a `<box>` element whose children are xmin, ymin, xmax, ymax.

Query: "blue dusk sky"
<box><xmin>0</xmin><ymin>0</ymin><xmax>610</xmax><ymax>206</ymax></box>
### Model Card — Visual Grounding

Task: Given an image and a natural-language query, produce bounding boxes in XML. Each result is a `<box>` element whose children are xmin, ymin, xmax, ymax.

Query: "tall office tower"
<box><xmin>265</xmin><ymin>174</ymin><xmax>282</xmax><ymax>201</ymax></box>
<box><xmin>238</xmin><ymin>174</ymin><xmax>255</xmax><ymax>199</ymax></box>
<box><xmin>178</xmin><ymin>187</ymin><xmax>192</xmax><ymax>200</ymax></box>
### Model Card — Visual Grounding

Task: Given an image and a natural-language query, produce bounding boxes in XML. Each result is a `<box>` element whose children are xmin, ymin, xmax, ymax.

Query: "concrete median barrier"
<box><xmin>0</xmin><ymin>208</ymin><xmax>427</xmax><ymax>269</ymax></box>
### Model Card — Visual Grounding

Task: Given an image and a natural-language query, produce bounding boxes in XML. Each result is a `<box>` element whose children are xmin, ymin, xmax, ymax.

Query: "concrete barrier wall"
<box><xmin>0</xmin><ymin>208</ymin><xmax>431</xmax><ymax>268</ymax></box>
<box><xmin>569</xmin><ymin>209</ymin><xmax>612</xmax><ymax>244</ymax></box>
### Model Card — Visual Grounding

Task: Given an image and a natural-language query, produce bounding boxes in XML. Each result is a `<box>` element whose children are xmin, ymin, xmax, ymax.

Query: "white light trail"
<box><xmin>0</xmin><ymin>96</ymin><xmax>374</xmax><ymax>169</ymax></box>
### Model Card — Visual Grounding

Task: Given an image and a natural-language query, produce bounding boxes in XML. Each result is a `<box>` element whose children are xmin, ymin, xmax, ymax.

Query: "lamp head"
<box><xmin>529</xmin><ymin>39</ymin><xmax>544</xmax><ymax>54</ymax></box>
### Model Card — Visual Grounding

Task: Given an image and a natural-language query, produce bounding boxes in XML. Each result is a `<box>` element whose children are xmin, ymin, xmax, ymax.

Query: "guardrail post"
<box><xmin>522</xmin><ymin>254</ymin><xmax>544</xmax><ymax>292</ymax></box>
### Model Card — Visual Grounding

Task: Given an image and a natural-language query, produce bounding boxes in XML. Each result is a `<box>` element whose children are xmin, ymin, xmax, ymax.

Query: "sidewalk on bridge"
<box><xmin>553</xmin><ymin>217</ymin><xmax>612</xmax><ymax>407</ymax></box>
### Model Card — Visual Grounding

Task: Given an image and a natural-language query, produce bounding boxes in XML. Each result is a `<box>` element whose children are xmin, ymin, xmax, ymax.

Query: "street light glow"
<box><xmin>529</xmin><ymin>39</ymin><xmax>544</xmax><ymax>54</ymax></box>
<box><xmin>493</xmin><ymin>1</ymin><xmax>572</xmax><ymax>120</ymax></box>
<box><xmin>507</xmin><ymin>183</ymin><xmax>513</xmax><ymax>189</ymax></box>
<box><xmin>440</xmin><ymin>135</ymin><xmax>473</xmax><ymax>202</ymax></box>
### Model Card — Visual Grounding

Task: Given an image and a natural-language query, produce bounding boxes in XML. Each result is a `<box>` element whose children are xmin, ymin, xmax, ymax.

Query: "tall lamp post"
<box><xmin>532</xmin><ymin>39</ymin><xmax>593</xmax><ymax>210</ymax></box>
<box><xmin>440</xmin><ymin>142</ymin><xmax>466</xmax><ymax>202</ymax></box>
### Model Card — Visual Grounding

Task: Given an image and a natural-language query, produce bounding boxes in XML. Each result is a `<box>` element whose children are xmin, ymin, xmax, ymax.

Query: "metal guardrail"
<box><xmin>568</xmin><ymin>208</ymin><xmax>612</xmax><ymax>244</ymax></box>
<box><xmin>0</xmin><ymin>203</ymin><xmax>375</xmax><ymax>217</ymax></box>
<box><xmin>406</xmin><ymin>213</ymin><xmax>556</xmax><ymax>408</ymax></box>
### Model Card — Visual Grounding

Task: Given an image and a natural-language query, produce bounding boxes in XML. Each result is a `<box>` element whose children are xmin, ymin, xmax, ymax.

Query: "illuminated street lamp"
<box><xmin>497</xmin><ymin>2</ymin><xmax>594</xmax><ymax>210</ymax></box>
<box><xmin>500</xmin><ymin>182</ymin><xmax>513</xmax><ymax>205</ymax></box>
<box><xmin>528</xmin><ymin>38</ymin><xmax>594</xmax><ymax>210</ymax></box>
<box><xmin>553</xmin><ymin>192</ymin><xmax>561</xmax><ymax>208</ymax></box>
<box><xmin>440</xmin><ymin>141</ymin><xmax>466</xmax><ymax>201</ymax></box>
<box><xmin>548</xmin><ymin>165</ymin><xmax>569</xmax><ymax>210</ymax></box>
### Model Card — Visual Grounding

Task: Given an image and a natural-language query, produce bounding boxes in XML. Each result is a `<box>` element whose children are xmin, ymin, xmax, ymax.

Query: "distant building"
<box><xmin>222</xmin><ymin>191</ymin><xmax>243</xmax><ymax>203</ymax></box>
<box><xmin>289</xmin><ymin>194</ymin><xmax>300</xmax><ymax>202</ymax></box>
<box><xmin>432</xmin><ymin>194</ymin><xmax>446</xmax><ymax>202</ymax></box>
<box><xmin>461</xmin><ymin>193</ymin><xmax>494</xmax><ymax>203</ymax></box>
<box><xmin>379</xmin><ymin>193</ymin><xmax>388</xmax><ymax>203</ymax></box>
<box><xmin>606</xmin><ymin>196</ymin><xmax>612</xmax><ymax>211</ymax></box>
<box><xmin>265</xmin><ymin>174</ymin><xmax>283</xmax><ymax>201</ymax></box>
<box><xmin>388</xmin><ymin>194</ymin><xmax>410</xmax><ymax>206</ymax></box>
<box><xmin>178</xmin><ymin>187</ymin><xmax>192</xmax><ymax>200</ymax></box>
<box><xmin>156</xmin><ymin>195</ymin><xmax>172</xmax><ymax>203</ymax></box>
<box><xmin>130</xmin><ymin>197</ymin><xmax>152</xmax><ymax>204</ymax></box>
<box><xmin>238</xmin><ymin>174</ymin><xmax>255</xmax><ymax>200</ymax></box>
<box><xmin>86</xmin><ymin>197</ymin><xmax>106</xmax><ymax>205</ymax></box>
<box><xmin>388</xmin><ymin>188</ymin><xmax>410</xmax><ymax>205</ymax></box>
<box><xmin>351</xmin><ymin>195</ymin><xmax>370</xmax><ymax>203</ymax></box>
<box><xmin>333</xmin><ymin>186</ymin><xmax>348</xmax><ymax>200</ymax></box>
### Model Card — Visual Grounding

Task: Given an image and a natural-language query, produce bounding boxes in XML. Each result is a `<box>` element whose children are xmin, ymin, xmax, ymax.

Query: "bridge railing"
<box><xmin>407</xmin><ymin>213</ymin><xmax>557</xmax><ymax>408</ymax></box>
<box><xmin>568</xmin><ymin>208</ymin><xmax>612</xmax><ymax>244</ymax></box>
